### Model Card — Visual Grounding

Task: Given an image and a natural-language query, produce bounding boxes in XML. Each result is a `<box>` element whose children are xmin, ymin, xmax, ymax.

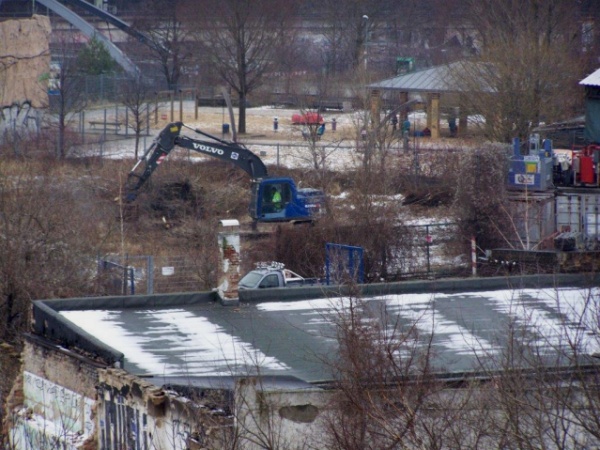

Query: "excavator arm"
<box><xmin>125</xmin><ymin>122</ymin><xmax>268</xmax><ymax>201</ymax></box>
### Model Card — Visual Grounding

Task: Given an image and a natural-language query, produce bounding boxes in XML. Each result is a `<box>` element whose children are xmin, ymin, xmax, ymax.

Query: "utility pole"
<box><xmin>362</xmin><ymin>15</ymin><xmax>369</xmax><ymax>71</ymax></box>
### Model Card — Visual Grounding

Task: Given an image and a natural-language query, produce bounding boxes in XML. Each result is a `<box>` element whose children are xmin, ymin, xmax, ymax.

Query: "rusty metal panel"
<box><xmin>556</xmin><ymin>192</ymin><xmax>600</xmax><ymax>248</ymax></box>
<box><xmin>556</xmin><ymin>194</ymin><xmax>581</xmax><ymax>233</ymax></box>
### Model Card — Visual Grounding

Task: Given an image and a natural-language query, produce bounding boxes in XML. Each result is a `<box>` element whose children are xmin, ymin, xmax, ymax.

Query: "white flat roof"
<box><xmin>59</xmin><ymin>287</ymin><xmax>600</xmax><ymax>381</ymax></box>
<box><xmin>580</xmin><ymin>68</ymin><xmax>600</xmax><ymax>86</ymax></box>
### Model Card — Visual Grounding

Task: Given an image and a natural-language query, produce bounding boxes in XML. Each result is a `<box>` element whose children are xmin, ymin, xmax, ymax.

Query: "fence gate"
<box><xmin>97</xmin><ymin>255</ymin><xmax>154</xmax><ymax>295</ymax></box>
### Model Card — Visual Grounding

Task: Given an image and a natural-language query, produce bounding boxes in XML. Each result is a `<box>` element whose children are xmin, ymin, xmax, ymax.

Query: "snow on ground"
<box><xmin>82</xmin><ymin>102</ymin><xmax>484</xmax><ymax>173</ymax></box>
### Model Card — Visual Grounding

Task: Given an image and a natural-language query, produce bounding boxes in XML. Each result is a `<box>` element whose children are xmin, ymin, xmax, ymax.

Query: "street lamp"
<box><xmin>362</xmin><ymin>15</ymin><xmax>369</xmax><ymax>71</ymax></box>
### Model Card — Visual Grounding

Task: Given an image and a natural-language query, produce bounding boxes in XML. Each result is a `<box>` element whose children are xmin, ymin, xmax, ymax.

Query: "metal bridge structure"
<box><xmin>34</xmin><ymin>0</ymin><xmax>164</xmax><ymax>76</ymax></box>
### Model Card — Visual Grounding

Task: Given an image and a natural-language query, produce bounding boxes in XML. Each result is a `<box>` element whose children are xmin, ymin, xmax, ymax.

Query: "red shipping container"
<box><xmin>579</xmin><ymin>156</ymin><xmax>595</xmax><ymax>184</ymax></box>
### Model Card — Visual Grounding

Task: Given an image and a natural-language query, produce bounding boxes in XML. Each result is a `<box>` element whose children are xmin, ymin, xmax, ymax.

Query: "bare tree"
<box><xmin>129</xmin><ymin>0</ymin><xmax>196</xmax><ymax>90</ymax></box>
<box><xmin>451</xmin><ymin>143</ymin><xmax>513</xmax><ymax>251</ymax></box>
<box><xmin>456</xmin><ymin>0</ymin><xmax>584</xmax><ymax>142</ymax></box>
<box><xmin>460</xmin><ymin>287</ymin><xmax>600</xmax><ymax>450</ymax></box>
<box><xmin>320</xmin><ymin>286</ymin><xmax>600</xmax><ymax>450</ymax></box>
<box><xmin>319</xmin><ymin>0</ymin><xmax>391</xmax><ymax>73</ymax></box>
<box><xmin>120</xmin><ymin>74</ymin><xmax>156</xmax><ymax>159</ymax></box>
<box><xmin>47</xmin><ymin>33</ymin><xmax>88</xmax><ymax>159</ymax></box>
<box><xmin>0</xmin><ymin>158</ymin><xmax>115</xmax><ymax>446</ymax></box>
<box><xmin>322</xmin><ymin>294</ymin><xmax>443</xmax><ymax>449</ymax></box>
<box><xmin>187</xmin><ymin>0</ymin><xmax>297</xmax><ymax>134</ymax></box>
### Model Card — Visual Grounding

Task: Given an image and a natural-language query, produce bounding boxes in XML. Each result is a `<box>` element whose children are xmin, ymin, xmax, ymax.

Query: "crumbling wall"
<box><xmin>8</xmin><ymin>337</ymin><xmax>102</xmax><ymax>449</ymax></box>
<box><xmin>0</xmin><ymin>15</ymin><xmax>51</xmax><ymax>109</ymax></box>
<box><xmin>236</xmin><ymin>378</ymin><xmax>332</xmax><ymax>449</ymax></box>
<box><xmin>97</xmin><ymin>369</ymin><xmax>233</xmax><ymax>449</ymax></box>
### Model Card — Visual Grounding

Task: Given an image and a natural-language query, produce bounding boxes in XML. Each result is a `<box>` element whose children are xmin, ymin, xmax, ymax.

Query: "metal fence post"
<box><xmin>147</xmin><ymin>255</ymin><xmax>154</xmax><ymax>294</ymax></box>
<box><xmin>155</xmin><ymin>93</ymin><xmax>159</xmax><ymax>125</ymax></box>
<box><xmin>179</xmin><ymin>89</ymin><xmax>183</xmax><ymax>121</ymax></box>
<box><xmin>80</xmin><ymin>110</ymin><xmax>85</xmax><ymax>143</ymax></box>
<box><xmin>426</xmin><ymin>224</ymin><xmax>431</xmax><ymax>275</ymax></box>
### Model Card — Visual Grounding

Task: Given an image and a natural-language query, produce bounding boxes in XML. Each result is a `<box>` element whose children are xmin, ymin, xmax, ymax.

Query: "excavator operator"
<box><xmin>271</xmin><ymin>186</ymin><xmax>283</xmax><ymax>212</ymax></box>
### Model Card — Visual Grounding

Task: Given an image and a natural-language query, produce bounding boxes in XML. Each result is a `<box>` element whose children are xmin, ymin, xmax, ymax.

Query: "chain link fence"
<box><xmin>98</xmin><ymin>223</ymin><xmax>466</xmax><ymax>296</ymax></box>
<box><xmin>388</xmin><ymin>222</ymin><xmax>467</xmax><ymax>280</ymax></box>
<box><xmin>98</xmin><ymin>254</ymin><xmax>213</xmax><ymax>295</ymax></box>
<box><xmin>81</xmin><ymin>74</ymin><xmax>169</xmax><ymax>103</ymax></box>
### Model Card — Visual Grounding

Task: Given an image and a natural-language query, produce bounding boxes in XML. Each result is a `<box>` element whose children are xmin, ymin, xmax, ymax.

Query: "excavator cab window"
<box><xmin>261</xmin><ymin>182</ymin><xmax>291</xmax><ymax>215</ymax></box>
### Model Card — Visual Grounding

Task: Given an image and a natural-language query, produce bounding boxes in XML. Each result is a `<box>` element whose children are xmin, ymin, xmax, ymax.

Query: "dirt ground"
<box><xmin>130</xmin><ymin>103</ymin><xmax>362</xmax><ymax>142</ymax></box>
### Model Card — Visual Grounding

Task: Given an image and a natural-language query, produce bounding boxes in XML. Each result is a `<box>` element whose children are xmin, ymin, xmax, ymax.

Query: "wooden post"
<box><xmin>399</xmin><ymin>91</ymin><xmax>409</xmax><ymax>121</ymax></box>
<box><xmin>429</xmin><ymin>93</ymin><xmax>440</xmax><ymax>139</ymax></box>
<box><xmin>370</xmin><ymin>89</ymin><xmax>381</xmax><ymax>128</ymax></box>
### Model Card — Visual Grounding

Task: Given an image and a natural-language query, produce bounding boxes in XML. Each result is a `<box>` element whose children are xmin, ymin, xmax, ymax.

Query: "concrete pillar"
<box><xmin>217</xmin><ymin>219</ymin><xmax>241</xmax><ymax>303</ymax></box>
<box><xmin>428</xmin><ymin>93</ymin><xmax>440</xmax><ymax>139</ymax></box>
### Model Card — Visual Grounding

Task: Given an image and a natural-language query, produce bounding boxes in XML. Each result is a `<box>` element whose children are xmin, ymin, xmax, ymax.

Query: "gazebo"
<box><xmin>368</xmin><ymin>62</ymin><xmax>477</xmax><ymax>139</ymax></box>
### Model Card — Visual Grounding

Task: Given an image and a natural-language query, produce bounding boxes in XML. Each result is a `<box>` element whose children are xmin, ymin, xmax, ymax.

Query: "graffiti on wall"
<box><xmin>98</xmin><ymin>381</ymin><xmax>214</xmax><ymax>450</ymax></box>
<box><xmin>0</xmin><ymin>100</ymin><xmax>41</xmax><ymax>141</ymax></box>
<box><xmin>9</xmin><ymin>372</ymin><xmax>95</xmax><ymax>450</ymax></box>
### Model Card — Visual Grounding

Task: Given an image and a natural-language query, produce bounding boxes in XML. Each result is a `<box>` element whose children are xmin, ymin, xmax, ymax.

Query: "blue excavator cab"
<box><xmin>250</xmin><ymin>178</ymin><xmax>325</xmax><ymax>222</ymax></box>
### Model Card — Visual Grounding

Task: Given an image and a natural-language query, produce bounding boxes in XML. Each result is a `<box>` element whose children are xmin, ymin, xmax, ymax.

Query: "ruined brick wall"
<box><xmin>97</xmin><ymin>369</ymin><xmax>234</xmax><ymax>449</ymax></box>
<box><xmin>22</xmin><ymin>336</ymin><xmax>102</xmax><ymax>399</ymax></box>
<box><xmin>0</xmin><ymin>15</ymin><xmax>51</xmax><ymax>109</ymax></box>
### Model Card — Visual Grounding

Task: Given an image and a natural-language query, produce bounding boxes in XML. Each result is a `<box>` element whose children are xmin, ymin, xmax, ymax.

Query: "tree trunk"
<box><xmin>238</xmin><ymin>92</ymin><xmax>247</xmax><ymax>134</ymax></box>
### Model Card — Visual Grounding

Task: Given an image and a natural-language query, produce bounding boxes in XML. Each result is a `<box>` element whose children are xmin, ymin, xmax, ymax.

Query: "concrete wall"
<box><xmin>0</xmin><ymin>15</ymin><xmax>51</xmax><ymax>109</ymax></box>
<box><xmin>235</xmin><ymin>378</ymin><xmax>332</xmax><ymax>450</ymax></box>
<box><xmin>15</xmin><ymin>338</ymin><xmax>330</xmax><ymax>450</ymax></box>
<box><xmin>96</xmin><ymin>369</ymin><xmax>232</xmax><ymax>450</ymax></box>
<box><xmin>10</xmin><ymin>335</ymin><xmax>234</xmax><ymax>449</ymax></box>
<box><xmin>9</xmin><ymin>336</ymin><xmax>102</xmax><ymax>449</ymax></box>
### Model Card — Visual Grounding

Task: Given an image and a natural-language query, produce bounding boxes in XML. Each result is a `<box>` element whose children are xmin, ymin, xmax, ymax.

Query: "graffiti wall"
<box><xmin>10</xmin><ymin>372</ymin><xmax>95</xmax><ymax>450</ymax></box>
<box><xmin>0</xmin><ymin>100</ymin><xmax>40</xmax><ymax>136</ymax></box>
<box><xmin>97</xmin><ymin>368</ymin><xmax>231</xmax><ymax>450</ymax></box>
<box><xmin>0</xmin><ymin>15</ymin><xmax>51</xmax><ymax>138</ymax></box>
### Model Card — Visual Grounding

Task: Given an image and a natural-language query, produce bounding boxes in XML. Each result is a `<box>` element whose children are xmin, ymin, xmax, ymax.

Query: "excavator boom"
<box><xmin>125</xmin><ymin>122</ymin><xmax>324</xmax><ymax>223</ymax></box>
<box><xmin>125</xmin><ymin>122</ymin><xmax>267</xmax><ymax>200</ymax></box>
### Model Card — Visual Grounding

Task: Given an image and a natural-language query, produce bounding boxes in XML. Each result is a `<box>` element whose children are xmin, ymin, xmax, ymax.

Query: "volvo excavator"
<box><xmin>125</xmin><ymin>122</ymin><xmax>325</xmax><ymax>223</ymax></box>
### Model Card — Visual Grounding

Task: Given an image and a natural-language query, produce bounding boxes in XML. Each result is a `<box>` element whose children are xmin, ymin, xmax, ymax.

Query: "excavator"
<box><xmin>125</xmin><ymin>122</ymin><xmax>325</xmax><ymax>223</ymax></box>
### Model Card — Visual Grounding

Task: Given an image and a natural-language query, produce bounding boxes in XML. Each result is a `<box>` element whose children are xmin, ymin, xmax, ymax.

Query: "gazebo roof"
<box><xmin>369</xmin><ymin>61</ymin><xmax>493</xmax><ymax>93</ymax></box>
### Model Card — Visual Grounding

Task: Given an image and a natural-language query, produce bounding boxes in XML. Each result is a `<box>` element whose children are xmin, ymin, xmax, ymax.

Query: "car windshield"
<box><xmin>239</xmin><ymin>271</ymin><xmax>263</xmax><ymax>288</ymax></box>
